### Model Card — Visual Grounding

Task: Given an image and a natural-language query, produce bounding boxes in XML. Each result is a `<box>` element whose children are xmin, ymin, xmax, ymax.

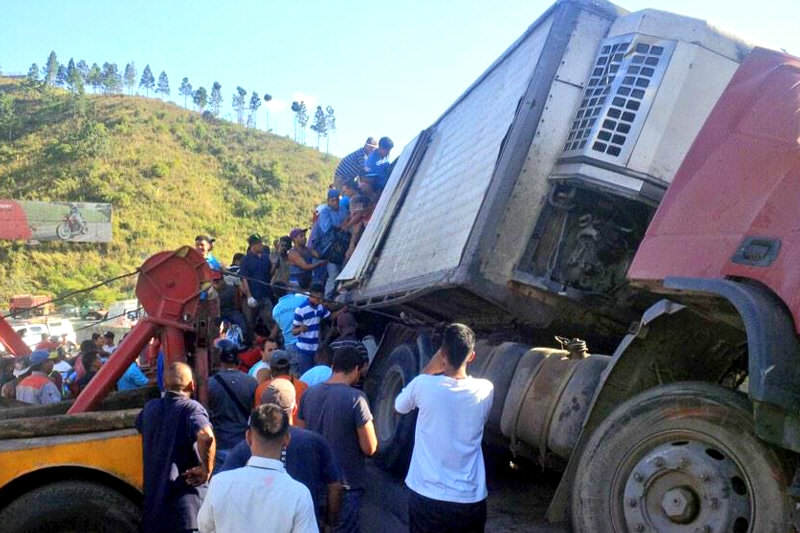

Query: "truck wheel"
<box><xmin>0</xmin><ymin>480</ymin><xmax>140</xmax><ymax>533</ymax></box>
<box><xmin>571</xmin><ymin>382</ymin><xmax>793</xmax><ymax>533</ymax></box>
<box><xmin>372</xmin><ymin>343</ymin><xmax>418</xmax><ymax>476</ymax></box>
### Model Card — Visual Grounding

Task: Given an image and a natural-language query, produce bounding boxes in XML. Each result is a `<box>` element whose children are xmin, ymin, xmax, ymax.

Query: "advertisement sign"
<box><xmin>0</xmin><ymin>200</ymin><xmax>112</xmax><ymax>242</ymax></box>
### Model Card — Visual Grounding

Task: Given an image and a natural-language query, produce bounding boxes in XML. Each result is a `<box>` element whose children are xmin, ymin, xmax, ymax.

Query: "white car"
<box><xmin>14</xmin><ymin>323</ymin><xmax>50</xmax><ymax>349</ymax></box>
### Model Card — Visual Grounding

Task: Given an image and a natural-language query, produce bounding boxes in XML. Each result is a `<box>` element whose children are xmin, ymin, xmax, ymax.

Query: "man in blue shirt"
<box><xmin>334</xmin><ymin>137</ymin><xmax>377</xmax><ymax>188</ymax></box>
<box><xmin>272</xmin><ymin>282</ymin><xmax>309</xmax><ymax>367</ymax></box>
<box><xmin>315</xmin><ymin>189</ymin><xmax>350</xmax><ymax>298</ymax></box>
<box><xmin>239</xmin><ymin>233</ymin><xmax>274</xmax><ymax>343</ymax></box>
<box><xmin>117</xmin><ymin>361</ymin><xmax>149</xmax><ymax>391</ymax></box>
<box><xmin>219</xmin><ymin>378</ymin><xmax>343</xmax><ymax>529</ymax></box>
<box><xmin>364</xmin><ymin>136</ymin><xmax>394</xmax><ymax>190</ymax></box>
<box><xmin>136</xmin><ymin>362</ymin><xmax>215</xmax><ymax>533</ymax></box>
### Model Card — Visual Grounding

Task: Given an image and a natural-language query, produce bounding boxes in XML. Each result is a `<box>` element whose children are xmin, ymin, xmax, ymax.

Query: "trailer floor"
<box><xmin>361</xmin><ymin>456</ymin><xmax>569</xmax><ymax>532</ymax></box>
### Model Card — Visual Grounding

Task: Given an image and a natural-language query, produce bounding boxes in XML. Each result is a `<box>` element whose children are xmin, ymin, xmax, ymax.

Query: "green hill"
<box><xmin>0</xmin><ymin>78</ymin><xmax>336</xmax><ymax>307</ymax></box>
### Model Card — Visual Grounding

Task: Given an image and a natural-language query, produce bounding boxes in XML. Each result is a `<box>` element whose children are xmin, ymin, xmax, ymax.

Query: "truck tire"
<box><xmin>571</xmin><ymin>382</ymin><xmax>793</xmax><ymax>533</ymax></box>
<box><xmin>372</xmin><ymin>343</ymin><xmax>418</xmax><ymax>476</ymax></box>
<box><xmin>0</xmin><ymin>480</ymin><xmax>140</xmax><ymax>533</ymax></box>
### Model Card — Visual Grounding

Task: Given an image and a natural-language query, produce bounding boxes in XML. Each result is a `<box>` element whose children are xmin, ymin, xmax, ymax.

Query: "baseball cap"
<box><xmin>327</xmin><ymin>189</ymin><xmax>340</xmax><ymax>199</ymax></box>
<box><xmin>289</xmin><ymin>228</ymin><xmax>307</xmax><ymax>240</ymax></box>
<box><xmin>261</xmin><ymin>378</ymin><xmax>296</xmax><ymax>413</ymax></box>
<box><xmin>217</xmin><ymin>339</ymin><xmax>241</xmax><ymax>364</ymax></box>
<box><xmin>270</xmin><ymin>350</ymin><xmax>291</xmax><ymax>371</ymax></box>
<box><xmin>247</xmin><ymin>233</ymin><xmax>263</xmax><ymax>245</ymax></box>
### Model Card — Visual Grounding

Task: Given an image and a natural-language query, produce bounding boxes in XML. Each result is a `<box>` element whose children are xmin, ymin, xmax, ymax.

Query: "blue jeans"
<box><xmin>334</xmin><ymin>488</ymin><xmax>363</xmax><ymax>533</ymax></box>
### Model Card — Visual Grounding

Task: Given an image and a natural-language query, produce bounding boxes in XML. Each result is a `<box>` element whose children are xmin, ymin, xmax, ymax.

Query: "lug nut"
<box><xmin>633</xmin><ymin>472</ymin><xmax>644</xmax><ymax>482</ymax></box>
<box><xmin>679</xmin><ymin>457</ymin><xmax>690</xmax><ymax>469</ymax></box>
<box><xmin>654</xmin><ymin>457</ymin><xmax>665</xmax><ymax>468</ymax></box>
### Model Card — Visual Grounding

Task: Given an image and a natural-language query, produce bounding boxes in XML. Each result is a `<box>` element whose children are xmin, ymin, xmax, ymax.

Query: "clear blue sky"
<box><xmin>1</xmin><ymin>0</ymin><xmax>798</xmax><ymax>157</ymax></box>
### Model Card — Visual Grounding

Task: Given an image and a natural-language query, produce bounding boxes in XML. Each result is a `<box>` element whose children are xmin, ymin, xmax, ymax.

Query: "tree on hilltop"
<box><xmin>325</xmin><ymin>106</ymin><xmax>336</xmax><ymax>153</ymax></box>
<box><xmin>310</xmin><ymin>105</ymin><xmax>328</xmax><ymax>150</ymax></box>
<box><xmin>179</xmin><ymin>77</ymin><xmax>192</xmax><ymax>108</ymax></box>
<box><xmin>101</xmin><ymin>63</ymin><xmax>122</xmax><ymax>94</ymax></box>
<box><xmin>263</xmin><ymin>93</ymin><xmax>272</xmax><ymax>130</ymax></box>
<box><xmin>291</xmin><ymin>101</ymin><xmax>300</xmax><ymax>141</ymax></box>
<box><xmin>76</xmin><ymin>60</ymin><xmax>89</xmax><ymax>81</ymax></box>
<box><xmin>87</xmin><ymin>63</ymin><xmax>102</xmax><ymax>93</ymax></box>
<box><xmin>139</xmin><ymin>65</ymin><xmax>155</xmax><ymax>96</ymax></box>
<box><xmin>56</xmin><ymin>65</ymin><xmax>68</xmax><ymax>87</ymax></box>
<box><xmin>209</xmin><ymin>81</ymin><xmax>222</xmax><ymax>117</ymax></box>
<box><xmin>193</xmin><ymin>86</ymin><xmax>208</xmax><ymax>112</ymax></box>
<box><xmin>248</xmin><ymin>91</ymin><xmax>261</xmax><ymax>128</ymax></box>
<box><xmin>67</xmin><ymin>60</ymin><xmax>84</xmax><ymax>94</ymax></box>
<box><xmin>232</xmin><ymin>86</ymin><xmax>247</xmax><ymax>125</ymax></box>
<box><xmin>26</xmin><ymin>63</ymin><xmax>40</xmax><ymax>88</ymax></box>
<box><xmin>156</xmin><ymin>71</ymin><xmax>170</xmax><ymax>97</ymax></box>
<box><xmin>43</xmin><ymin>51</ymin><xmax>58</xmax><ymax>86</ymax></box>
<box><xmin>297</xmin><ymin>101</ymin><xmax>309</xmax><ymax>144</ymax></box>
<box><xmin>124</xmin><ymin>62</ymin><xmax>137</xmax><ymax>95</ymax></box>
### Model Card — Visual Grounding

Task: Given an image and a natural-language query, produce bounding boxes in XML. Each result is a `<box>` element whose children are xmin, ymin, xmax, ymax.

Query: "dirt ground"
<box><xmin>361</xmin><ymin>456</ymin><xmax>569</xmax><ymax>532</ymax></box>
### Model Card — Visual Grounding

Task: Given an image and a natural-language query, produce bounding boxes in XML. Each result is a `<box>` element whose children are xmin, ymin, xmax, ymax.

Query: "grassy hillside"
<box><xmin>0</xmin><ymin>78</ymin><xmax>336</xmax><ymax>306</ymax></box>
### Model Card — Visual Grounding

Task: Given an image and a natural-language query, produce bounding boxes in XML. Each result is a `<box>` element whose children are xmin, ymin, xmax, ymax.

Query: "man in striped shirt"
<box><xmin>292</xmin><ymin>283</ymin><xmax>332</xmax><ymax>375</ymax></box>
<box><xmin>334</xmin><ymin>137</ymin><xmax>378</xmax><ymax>188</ymax></box>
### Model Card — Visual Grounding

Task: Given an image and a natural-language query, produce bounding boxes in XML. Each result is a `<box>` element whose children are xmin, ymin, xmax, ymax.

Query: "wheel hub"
<box><xmin>622</xmin><ymin>440</ymin><xmax>752</xmax><ymax>532</ymax></box>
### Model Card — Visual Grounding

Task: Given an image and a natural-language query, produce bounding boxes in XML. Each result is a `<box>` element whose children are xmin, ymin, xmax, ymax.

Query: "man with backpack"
<box><xmin>207</xmin><ymin>339</ymin><xmax>258</xmax><ymax>468</ymax></box>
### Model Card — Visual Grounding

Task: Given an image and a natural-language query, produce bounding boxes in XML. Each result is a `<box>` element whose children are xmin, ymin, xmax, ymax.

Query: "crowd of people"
<box><xmin>2</xmin><ymin>135</ymin><xmax>500</xmax><ymax>532</ymax></box>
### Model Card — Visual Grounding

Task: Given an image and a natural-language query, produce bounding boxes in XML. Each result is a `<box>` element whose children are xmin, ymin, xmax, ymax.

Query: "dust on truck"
<box><xmin>340</xmin><ymin>0</ymin><xmax>800</xmax><ymax>530</ymax></box>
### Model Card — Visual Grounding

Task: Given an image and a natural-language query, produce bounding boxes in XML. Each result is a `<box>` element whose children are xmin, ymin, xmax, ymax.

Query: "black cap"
<box><xmin>217</xmin><ymin>339</ymin><xmax>241</xmax><ymax>364</ymax></box>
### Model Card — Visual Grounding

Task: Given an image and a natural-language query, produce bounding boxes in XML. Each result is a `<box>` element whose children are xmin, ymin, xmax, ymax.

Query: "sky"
<box><xmin>1</xmin><ymin>0</ymin><xmax>798</xmax><ymax>157</ymax></box>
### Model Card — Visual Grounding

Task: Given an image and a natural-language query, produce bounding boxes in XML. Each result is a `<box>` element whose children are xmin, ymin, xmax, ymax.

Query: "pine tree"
<box><xmin>67</xmin><ymin>63</ymin><xmax>84</xmax><ymax>95</ymax></box>
<box><xmin>26</xmin><ymin>63</ymin><xmax>40</xmax><ymax>88</ymax></box>
<box><xmin>124</xmin><ymin>62</ymin><xmax>137</xmax><ymax>95</ymax></box>
<box><xmin>139</xmin><ymin>65</ymin><xmax>155</xmax><ymax>96</ymax></box>
<box><xmin>193</xmin><ymin>86</ymin><xmax>208</xmax><ymax>112</ymax></box>
<box><xmin>297</xmin><ymin>101</ymin><xmax>309</xmax><ymax>144</ymax></box>
<box><xmin>263</xmin><ymin>93</ymin><xmax>272</xmax><ymax>131</ymax></box>
<box><xmin>56</xmin><ymin>65</ymin><xmax>68</xmax><ymax>87</ymax></box>
<box><xmin>44</xmin><ymin>51</ymin><xmax>58</xmax><ymax>86</ymax></box>
<box><xmin>291</xmin><ymin>101</ymin><xmax>300</xmax><ymax>141</ymax></box>
<box><xmin>156</xmin><ymin>71</ymin><xmax>170</xmax><ymax>97</ymax></box>
<box><xmin>87</xmin><ymin>63</ymin><xmax>102</xmax><ymax>93</ymax></box>
<box><xmin>310</xmin><ymin>105</ymin><xmax>328</xmax><ymax>150</ymax></box>
<box><xmin>101</xmin><ymin>63</ymin><xmax>122</xmax><ymax>94</ymax></box>
<box><xmin>325</xmin><ymin>106</ymin><xmax>336</xmax><ymax>153</ymax></box>
<box><xmin>232</xmin><ymin>87</ymin><xmax>247</xmax><ymax>125</ymax></box>
<box><xmin>76</xmin><ymin>60</ymin><xmax>89</xmax><ymax>81</ymax></box>
<box><xmin>209</xmin><ymin>82</ymin><xmax>222</xmax><ymax>117</ymax></box>
<box><xmin>179</xmin><ymin>77</ymin><xmax>192</xmax><ymax>108</ymax></box>
<box><xmin>248</xmin><ymin>91</ymin><xmax>261</xmax><ymax>128</ymax></box>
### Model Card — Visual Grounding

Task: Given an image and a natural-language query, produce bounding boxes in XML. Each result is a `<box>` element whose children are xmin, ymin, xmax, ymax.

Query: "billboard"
<box><xmin>0</xmin><ymin>200</ymin><xmax>112</xmax><ymax>242</ymax></box>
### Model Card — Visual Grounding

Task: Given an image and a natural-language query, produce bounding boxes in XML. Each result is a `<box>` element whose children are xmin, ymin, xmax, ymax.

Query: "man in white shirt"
<box><xmin>395</xmin><ymin>323</ymin><xmax>494</xmax><ymax>533</ymax></box>
<box><xmin>198</xmin><ymin>403</ymin><xmax>317</xmax><ymax>533</ymax></box>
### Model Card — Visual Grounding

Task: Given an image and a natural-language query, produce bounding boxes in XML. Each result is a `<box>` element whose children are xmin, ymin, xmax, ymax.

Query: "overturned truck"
<box><xmin>340</xmin><ymin>0</ymin><xmax>800</xmax><ymax>530</ymax></box>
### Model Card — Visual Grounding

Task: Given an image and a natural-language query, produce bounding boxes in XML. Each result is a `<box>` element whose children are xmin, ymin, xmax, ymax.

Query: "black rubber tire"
<box><xmin>571</xmin><ymin>382</ymin><xmax>794</xmax><ymax>533</ymax></box>
<box><xmin>372</xmin><ymin>343</ymin><xmax>419</xmax><ymax>477</ymax></box>
<box><xmin>0</xmin><ymin>480</ymin><xmax>140</xmax><ymax>533</ymax></box>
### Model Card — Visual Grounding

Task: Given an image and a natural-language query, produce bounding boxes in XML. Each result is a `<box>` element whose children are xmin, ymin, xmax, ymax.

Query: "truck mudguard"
<box><xmin>663</xmin><ymin>277</ymin><xmax>800</xmax><ymax>410</ymax></box>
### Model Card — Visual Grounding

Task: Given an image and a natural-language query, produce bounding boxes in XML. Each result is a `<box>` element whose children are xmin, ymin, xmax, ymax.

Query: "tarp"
<box><xmin>0</xmin><ymin>200</ymin><xmax>112</xmax><ymax>242</ymax></box>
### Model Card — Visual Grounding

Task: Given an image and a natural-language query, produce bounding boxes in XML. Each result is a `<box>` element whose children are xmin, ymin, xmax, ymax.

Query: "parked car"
<box><xmin>56</xmin><ymin>305</ymin><xmax>80</xmax><ymax>318</ymax></box>
<box><xmin>80</xmin><ymin>301</ymin><xmax>106</xmax><ymax>320</ymax></box>
<box><xmin>46</xmin><ymin>318</ymin><xmax>77</xmax><ymax>345</ymax></box>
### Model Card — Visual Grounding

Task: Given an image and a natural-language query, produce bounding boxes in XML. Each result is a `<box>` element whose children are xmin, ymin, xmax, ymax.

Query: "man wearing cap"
<box><xmin>288</xmin><ymin>227</ymin><xmax>326</xmax><ymax>289</ymax></box>
<box><xmin>334</xmin><ymin>137</ymin><xmax>378</xmax><ymax>188</ymax></box>
<box><xmin>220</xmin><ymin>380</ymin><xmax>343</xmax><ymax>530</ymax></box>
<box><xmin>239</xmin><ymin>233</ymin><xmax>273</xmax><ymax>343</ymax></box>
<box><xmin>15</xmin><ymin>350</ymin><xmax>61</xmax><ymax>405</ymax></box>
<box><xmin>364</xmin><ymin>136</ymin><xmax>394</xmax><ymax>189</ymax></box>
<box><xmin>195</xmin><ymin>234</ymin><xmax>222</xmax><ymax>272</ymax></box>
<box><xmin>208</xmin><ymin>339</ymin><xmax>258</xmax><ymax>467</ymax></box>
<box><xmin>102</xmin><ymin>331</ymin><xmax>116</xmax><ymax>355</ymax></box>
<box><xmin>292</xmin><ymin>283</ymin><xmax>334</xmax><ymax>376</ymax></box>
<box><xmin>254</xmin><ymin>349</ymin><xmax>309</xmax><ymax>407</ymax></box>
<box><xmin>314</xmin><ymin>189</ymin><xmax>351</xmax><ymax>298</ymax></box>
